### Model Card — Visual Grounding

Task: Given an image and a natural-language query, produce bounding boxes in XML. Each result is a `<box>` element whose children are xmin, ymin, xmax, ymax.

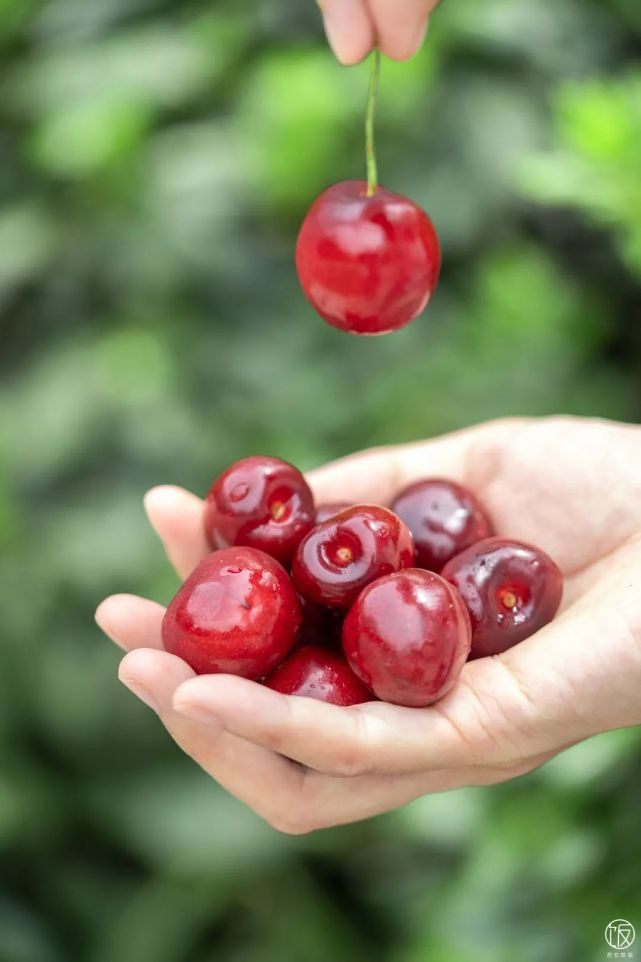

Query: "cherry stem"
<box><xmin>365</xmin><ymin>49</ymin><xmax>381</xmax><ymax>197</ymax></box>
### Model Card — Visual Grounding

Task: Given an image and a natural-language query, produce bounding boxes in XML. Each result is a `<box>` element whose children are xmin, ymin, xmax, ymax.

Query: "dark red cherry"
<box><xmin>204</xmin><ymin>456</ymin><xmax>314</xmax><ymax>566</ymax></box>
<box><xmin>342</xmin><ymin>569</ymin><xmax>471</xmax><ymax>707</ymax></box>
<box><xmin>263</xmin><ymin>644</ymin><xmax>373</xmax><ymax>706</ymax></box>
<box><xmin>162</xmin><ymin>547</ymin><xmax>301</xmax><ymax>678</ymax></box>
<box><xmin>441</xmin><ymin>537</ymin><xmax>563</xmax><ymax>658</ymax></box>
<box><xmin>292</xmin><ymin>505</ymin><xmax>415</xmax><ymax>609</ymax></box>
<box><xmin>296</xmin><ymin>180</ymin><xmax>441</xmax><ymax>335</ymax></box>
<box><xmin>315</xmin><ymin>502</ymin><xmax>352</xmax><ymax>524</ymax></box>
<box><xmin>297</xmin><ymin>596</ymin><xmax>343</xmax><ymax>650</ymax></box>
<box><xmin>391</xmin><ymin>479</ymin><xmax>493</xmax><ymax>572</ymax></box>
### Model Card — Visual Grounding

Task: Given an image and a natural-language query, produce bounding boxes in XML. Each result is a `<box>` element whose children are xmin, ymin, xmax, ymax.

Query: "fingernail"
<box><xmin>120</xmin><ymin>677</ymin><xmax>160</xmax><ymax>714</ymax></box>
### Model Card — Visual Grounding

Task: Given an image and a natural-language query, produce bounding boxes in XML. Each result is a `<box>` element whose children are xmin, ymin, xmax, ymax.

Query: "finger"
<box><xmin>121</xmin><ymin>655</ymin><xmax>558</xmax><ymax>832</ymax></box>
<box><xmin>95</xmin><ymin>594</ymin><xmax>165</xmax><ymax>651</ymax></box>
<box><xmin>117</xmin><ymin>652</ymin><xmax>453</xmax><ymax>830</ymax></box>
<box><xmin>170</xmin><ymin>646</ymin><xmax>584</xmax><ymax>779</ymax></box>
<box><xmin>317</xmin><ymin>0</ymin><xmax>375</xmax><ymax>65</ymax></box>
<box><xmin>144</xmin><ymin>485</ymin><xmax>210</xmax><ymax>580</ymax></box>
<box><xmin>171</xmin><ymin>673</ymin><xmax>485</xmax><ymax>776</ymax></box>
<box><xmin>118</xmin><ymin>649</ymin><xmax>308</xmax><ymax>829</ymax></box>
<box><xmin>306</xmin><ymin>418</ymin><xmax>525</xmax><ymax>507</ymax></box>
<box><xmin>368</xmin><ymin>0</ymin><xmax>438</xmax><ymax>61</ymax></box>
<box><xmin>292</xmin><ymin>750</ymin><xmax>553</xmax><ymax>831</ymax></box>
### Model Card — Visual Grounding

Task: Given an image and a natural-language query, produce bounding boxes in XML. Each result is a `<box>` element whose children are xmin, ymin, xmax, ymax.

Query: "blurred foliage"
<box><xmin>1</xmin><ymin>0</ymin><xmax>640</xmax><ymax>960</ymax></box>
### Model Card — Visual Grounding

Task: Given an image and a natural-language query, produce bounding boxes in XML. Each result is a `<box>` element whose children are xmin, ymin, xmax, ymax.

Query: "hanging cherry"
<box><xmin>296</xmin><ymin>51</ymin><xmax>441</xmax><ymax>335</ymax></box>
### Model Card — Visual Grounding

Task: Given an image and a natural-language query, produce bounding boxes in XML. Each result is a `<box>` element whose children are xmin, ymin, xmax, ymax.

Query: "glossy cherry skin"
<box><xmin>296</xmin><ymin>180</ymin><xmax>441</xmax><ymax>335</ymax></box>
<box><xmin>263</xmin><ymin>644</ymin><xmax>373</xmax><ymax>706</ymax></box>
<box><xmin>441</xmin><ymin>538</ymin><xmax>563</xmax><ymax>659</ymax></box>
<box><xmin>292</xmin><ymin>505</ymin><xmax>415</xmax><ymax>610</ymax></box>
<box><xmin>391</xmin><ymin>479</ymin><xmax>493</xmax><ymax>572</ymax></box>
<box><xmin>315</xmin><ymin>502</ymin><xmax>352</xmax><ymax>524</ymax></box>
<box><xmin>342</xmin><ymin>569</ymin><xmax>471</xmax><ymax>707</ymax></box>
<box><xmin>162</xmin><ymin>547</ymin><xmax>301</xmax><ymax>678</ymax></box>
<box><xmin>204</xmin><ymin>456</ymin><xmax>315</xmax><ymax>566</ymax></box>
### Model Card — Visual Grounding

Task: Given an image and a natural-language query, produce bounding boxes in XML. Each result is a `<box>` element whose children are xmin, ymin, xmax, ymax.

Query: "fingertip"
<box><xmin>96</xmin><ymin>593</ymin><xmax>140</xmax><ymax>648</ymax></box>
<box><xmin>332</xmin><ymin>41</ymin><xmax>373</xmax><ymax>67</ymax></box>
<box><xmin>378</xmin><ymin>16</ymin><xmax>429</xmax><ymax>61</ymax></box>
<box><xmin>320</xmin><ymin>0</ymin><xmax>375</xmax><ymax>66</ymax></box>
<box><xmin>95</xmin><ymin>594</ymin><xmax>166</xmax><ymax>652</ymax></box>
<box><xmin>144</xmin><ymin>485</ymin><xmax>201</xmax><ymax>525</ymax></box>
<box><xmin>143</xmin><ymin>484</ymin><xmax>210</xmax><ymax>579</ymax></box>
<box><xmin>95</xmin><ymin>595</ymin><xmax>116</xmax><ymax>632</ymax></box>
<box><xmin>119</xmin><ymin>647</ymin><xmax>196</xmax><ymax>693</ymax></box>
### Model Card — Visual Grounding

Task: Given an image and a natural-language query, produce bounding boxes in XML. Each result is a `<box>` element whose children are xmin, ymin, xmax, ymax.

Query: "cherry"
<box><xmin>204</xmin><ymin>456</ymin><xmax>314</xmax><ymax>566</ymax></box>
<box><xmin>296</xmin><ymin>180</ymin><xmax>440</xmax><ymax>335</ymax></box>
<box><xmin>292</xmin><ymin>505</ymin><xmax>415</xmax><ymax>609</ymax></box>
<box><xmin>342</xmin><ymin>569</ymin><xmax>471</xmax><ymax>707</ymax></box>
<box><xmin>297</xmin><ymin>596</ymin><xmax>343</xmax><ymax>650</ymax></box>
<box><xmin>315</xmin><ymin>502</ymin><xmax>352</xmax><ymax>524</ymax></box>
<box><xmin>162</xmin><ymin>547</ymin><xmax>301</xmax><ymax>678</ymax></box>
<box><xmin>441</xmin><ymin>538</ymin><xmax>563</xmax><ymax>658</ymax></box>
<box><xmin>391</xmin><ymin>479</ymin><xmax>493</xmax><ymax>572</ymax></box>
<box><xmin>263</xmin><ymin>644</ymin><xmax>373</xmax><ymax>706</ymax></box>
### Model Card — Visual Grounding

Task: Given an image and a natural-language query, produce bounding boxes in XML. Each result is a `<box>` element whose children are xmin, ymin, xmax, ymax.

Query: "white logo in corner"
<box><xmin>606</xmin><ymin>919</ymin><xmax>635</xmax><ymax>951</ymax></box>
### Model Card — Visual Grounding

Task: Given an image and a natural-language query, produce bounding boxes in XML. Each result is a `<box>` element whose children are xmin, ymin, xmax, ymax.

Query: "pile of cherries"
<box><xmin>162</xmin><ymin>456</ymin><xmax>563</xmax><ymax>708</ymax></box>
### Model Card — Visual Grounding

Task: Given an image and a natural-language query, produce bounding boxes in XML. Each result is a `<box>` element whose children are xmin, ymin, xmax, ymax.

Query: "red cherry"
<box><xmin>391</xmin><ymin>479</ymin><xmax>493</xmax><ymax>572</ymax></box>
<box><xmin>441</xmin><ymin>537</ymin><xmax>563</xmax><ymax>658</ymax></box>
<box><xmin>204</xmin><ymin>456</ymin><xmax>314</xmax><ymax>566</ymax></box>
<box><xmin>162</xmin><ymin>547</ymin><xmax>301</xmax><ymax>678</ymax></box>
<box><xmin>263</xmin><ymin>644</ymin><xmax>373</xmax><ymax>706</ymax></box>
<box><xmin>296</xmin><ymin>180</ymin><xmax>441</xmax><ymax>335</ymax></box>
<box><xmin>315</xmin><ymin>502</ymin><xmax>352</xmax><ymax>525</ymax></box>
<box><xmin>292</xmin><ymin>505</ymin><xmax>415</xmax><ymax>609</ymax></box>
<box><xmin>342</xmin><ymin>569</ymin><xmax>471</xmax><ymax>707</ymax></box>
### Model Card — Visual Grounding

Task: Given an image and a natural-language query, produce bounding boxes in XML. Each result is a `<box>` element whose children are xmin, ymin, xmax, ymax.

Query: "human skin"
<box><xmin>96</xmin><ymin>417</ymin><xmax>641</xmax><ymax>833</ymax></box>
<box><xmin>316</xmin><ymin>0</ymin><xmax>442</xmax><ymax>65</ymax></box>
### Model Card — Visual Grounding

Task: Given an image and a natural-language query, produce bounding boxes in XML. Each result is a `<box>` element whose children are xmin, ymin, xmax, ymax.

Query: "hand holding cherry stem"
<box><xmin>318</xmin><ymin>0</ymin><xmax>442</xmax><ymax>65</ymax></box>
<box><xmin>96</xmin><ymin>417</ymin><xmax>641</xmax><ymax>833</ymax></box>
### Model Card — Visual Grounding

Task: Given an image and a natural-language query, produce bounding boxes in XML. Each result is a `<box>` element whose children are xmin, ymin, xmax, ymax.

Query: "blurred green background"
<box><xmin>1</xmin><ymin>0</ymin><xmax>640</xmax><ymax>959</ymax></box>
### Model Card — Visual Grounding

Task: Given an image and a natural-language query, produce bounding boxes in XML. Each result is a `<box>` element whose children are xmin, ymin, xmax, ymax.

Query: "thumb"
<box><xmin>368</xmin><ymin>0</ymin><xmax>439</xmax><ymax>61</ymax></box>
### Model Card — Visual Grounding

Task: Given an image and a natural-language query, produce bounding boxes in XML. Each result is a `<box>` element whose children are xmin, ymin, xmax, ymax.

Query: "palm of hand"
<box><xmin>96</xmin><ymin>418</ymin><xmax>641</xmax><ymax>832</ymax></box>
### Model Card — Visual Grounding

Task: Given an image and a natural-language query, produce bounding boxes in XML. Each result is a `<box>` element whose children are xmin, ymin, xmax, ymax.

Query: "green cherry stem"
<box><xmin>365</xmin><ymin>48</ymin><xmax>381</xmax><ymax>197</ymax></box>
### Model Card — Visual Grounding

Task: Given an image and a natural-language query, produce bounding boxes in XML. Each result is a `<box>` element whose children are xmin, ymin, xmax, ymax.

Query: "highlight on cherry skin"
<box><xmin>342</xmin><ymin>568</ymin><xmax>472</xmax><ymax>707</ymax></box>
<box><xmin>391</xmin><ymin>478</ymin><xmax>493</xmax><ymax>572</ymax></box>
<box><xmin>296</xmin><ymin>180</ymin><xmax>441</xmax><ymax>336</ymax></box>
<box><xmin>441</xmin><ymin>537</ymin><xmax>563</xmax><ymax>659</ymax></box>
<box><xmin>263</xmin><ymin>644</ymin><xmax>373</xmax><ymax>706</ymax></box>
<box><xmin>161</xmin><ymin>546</ymin><xmax>301</xmax><ymax>679</ymax></box>
<box><xmin>292</xmin><ymin>504</ymin><xmax>416</xmax><ymax>609</ymax></box>
<box><xmin>204</xmin><ymin>455</ymin><xmax>315</xmax><ymax>567</ymax></box>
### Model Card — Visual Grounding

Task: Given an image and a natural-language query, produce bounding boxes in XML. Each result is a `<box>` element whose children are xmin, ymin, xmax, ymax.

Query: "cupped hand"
<box><xmin>96</xmin><ymin>417</ymin><xmax>641</xmax><ymax>833</ymax></box>
<box><xmin>317</xmin><ymin>0</ymin><xmax>441</xmax><ymax>65</ymax></box>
